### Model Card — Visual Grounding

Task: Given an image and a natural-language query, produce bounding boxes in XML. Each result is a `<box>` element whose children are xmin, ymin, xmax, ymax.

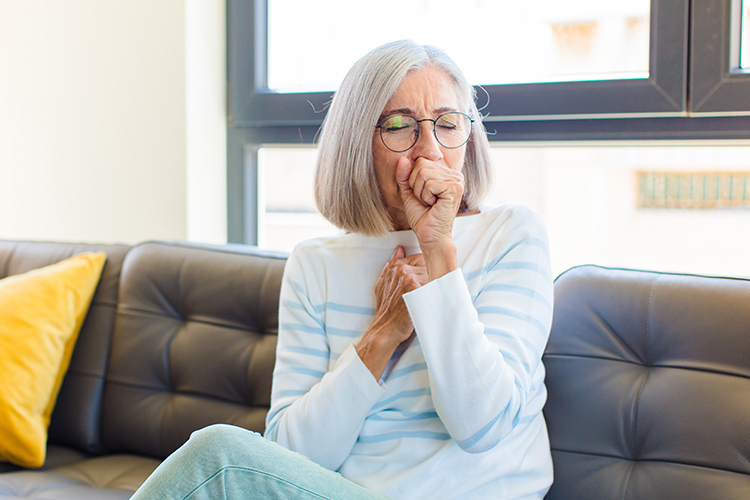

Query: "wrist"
<box><xmin>356</xmin><ymin>330</ymin><xmax>400</xmax><ymax>381</ymax></box>
<box><xmin>420</xmin><ymin>239</ymin><xmax>458</xmax><ymax>281</ymax></box>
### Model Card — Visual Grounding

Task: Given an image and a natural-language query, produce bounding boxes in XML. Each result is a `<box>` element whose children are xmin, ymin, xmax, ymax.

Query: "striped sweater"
<box><xmin>265</xmin><ymin>204</ymin><xmax>554</xmax><ymax>500</ymax></box>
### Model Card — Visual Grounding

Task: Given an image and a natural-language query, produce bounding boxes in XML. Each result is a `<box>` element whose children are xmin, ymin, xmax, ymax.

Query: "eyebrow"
<box><xmin>378</xmin><ymin>106</ymin><xmax>459</xmax><ymax>122</ymax></box>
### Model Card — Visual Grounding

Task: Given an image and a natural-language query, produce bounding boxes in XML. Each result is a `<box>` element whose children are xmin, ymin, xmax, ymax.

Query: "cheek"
<box><xmin>446</xmin><ymin>147</ymin><xmax>467</xmax><ymax>172</ymax></box>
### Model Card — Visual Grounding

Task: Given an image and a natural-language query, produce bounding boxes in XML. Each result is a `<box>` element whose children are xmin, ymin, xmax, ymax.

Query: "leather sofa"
<box><xmin>0</xmin><ymin>240</ymin><xmax>748</xmax><ymax>499</ymax></box>
<box><xmin>0</xmin><ymin>240</ymin><xmax>286</xmax><ymax>499</ymax></box>
<box><xmin>543</xmin><ymin>265</ymin><xmax>750</xmax><ymax>499</ymax></box>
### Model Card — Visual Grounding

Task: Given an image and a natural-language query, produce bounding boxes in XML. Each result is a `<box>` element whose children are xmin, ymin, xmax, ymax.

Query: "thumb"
<box><xmin>395</xmin><ymin>157</ymin><xmax>413</xmax><ymax>195</ymax></box>
<box><xmin>391</xmin><ymin>245</ymin><xmax>406</xmax><ymax>260</ymax></box>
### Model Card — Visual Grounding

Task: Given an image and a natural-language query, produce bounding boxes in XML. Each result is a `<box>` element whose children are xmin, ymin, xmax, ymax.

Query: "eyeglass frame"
<box><xmin>375</xmin><ymin>111</ymin><xmax>475</xmax><ymax>153</ymax></box>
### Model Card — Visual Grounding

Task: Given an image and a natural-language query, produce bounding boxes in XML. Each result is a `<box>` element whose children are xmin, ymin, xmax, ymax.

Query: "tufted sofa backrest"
<box><xmin>100</xmin><ymin>242</ymin><xmax>287</xmax><ymax>459</ymax></box>
<box><xmin>0</xmin><ymin>240</ymin><xmax>130</xmax><ymax>455</ymax></box>
<box><xmin>543</xmin><ymin>265</ymin><xmax>750</xmax><ymax>499</ymax></box>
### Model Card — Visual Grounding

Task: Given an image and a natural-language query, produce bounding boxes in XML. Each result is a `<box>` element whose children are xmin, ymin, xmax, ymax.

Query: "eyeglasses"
<box><xmin>375</xmin><ymin>112</ymin><xmax>474</xmax><ymax>153</ymax></box>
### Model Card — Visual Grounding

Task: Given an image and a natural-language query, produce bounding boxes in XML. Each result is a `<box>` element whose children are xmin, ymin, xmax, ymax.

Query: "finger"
<box><xmin>417</xmin><ymin>167</ymin><xmax>465</xmax><ymax>207</ymax></box>
<box><xmin>392</xmin><ymin>245</ymin><xmax>405</xmax><ymax>261</ymax></box>
<box><xmin>409</xmin><ymin>161</ymin><xmax>441</xmax><ymax>206</ymax></box>
<box><xmin>402</xmin><ymin>252</ymin><xmax>425</xmax><ymax>266</ymax></box>
<box><xmin>396</xmin><ymin>157</ymin><xmax>414</xmax><ymax>203</ymax></box>
<box><xmin>422</xmin><ymin>179</ymin><xmax>444</xmax><ymax>206</ymax></box>
<box><xmin>396</xmin><ymin>157</ymin><xmax>412</xmax><ymax>186</ymax></box>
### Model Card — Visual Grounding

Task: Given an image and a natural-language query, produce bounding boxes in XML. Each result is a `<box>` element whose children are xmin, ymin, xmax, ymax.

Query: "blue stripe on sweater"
<box><xmin>272</xmin><ymin>389</ymin><xmax>308</xmax><ymax>399</ymax></box>
<box><xmin>368</xmin><ymin>411</ymin><xmax>439</xmax><ymax>422</ymax></box>
<box><xmin>462</xmin><ymin>236</ymin><xmax>549</xmax><ymax>282</ymax></box>
<box><xmin>457</xmin><ymin>408</ymin><xmax>540</xmax><ymax>451</ymax></box>
<box><xmin>457</xmin><ymin>410</ymin><xmax>504</xmax><ymax>450</ymax></box>
<box><xmin>276</xmin><ymin>366</ymin><xmax>326</xmax><ymax>378</ymax></box>
<box><xmin>476</xmin><ymin>284</ymin><xmax>553</xmax><ymax>312</ymax></box>
<box><xmin>463</xmin><ymin>260</ymin><xmax>548</xmax><ymax>282</ymax></box>
<box><xmin>285</xmin><ymin>287</ymin><xmax>376</xmax><ymax>317</ymax></box>
<box><xmin>326</xmin><ymin>303</ymin><xmax>376</xmax><ymax>315</ymax></box>
<box><xmin>281</xmin><ymin>301</ymin><xmax>325</xmax><ymax>328</ymax></box>
<box><xmin>326</xmin><ymin>326</ymin><xmax>363</xmax><ymax>338</ymax></box>
<box><xmin>358</xmin><ymin>430</ymin><xmax>451</xmax><ymax>444</ymax></box>
<box><xmin>282</xmin><ymin>346</ymin><xmax>330</xmax><ymax>359</ymax></box>
<box><xmin>475</xmin><ymin>306</ymin><xmax>548</xmax><ymax>336</ymax></box>
<box><xmin>280</xmin><ymin>322</ymin><xmax>326</xmax><ymax>336</ymax></box>
<box><xmin>387</xmin><ymin>362</ymin><xmax>428</xmax><ymax>381</ymax></box>
<box><xmin>493</xmin><ymin>348</ymin><xmax>532</xmax><ymax>373</ymax></box>
<box><xmin>372</xmin><ymin>388</ymin><xmax>431</xmax><ymax>410</ymax></box>
<box><xmin>484</xmin><ymin>327</ymin><xmax>540</xmax><ymax>358</ymax></box>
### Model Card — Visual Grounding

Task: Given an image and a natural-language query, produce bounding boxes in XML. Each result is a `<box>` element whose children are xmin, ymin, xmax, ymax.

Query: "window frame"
<box><xmin>690</xmin><ymin>0</ymin><xmax>750</xmax><ymax>113</ymax></box>
<box><xmin>227</xmin><ymin>0</ymin><xmax>750</xmax><ymax>244</ymax></box>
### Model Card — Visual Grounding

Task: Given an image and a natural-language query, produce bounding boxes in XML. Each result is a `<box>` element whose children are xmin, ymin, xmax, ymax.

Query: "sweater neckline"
<box><xmin>344</xmin><ymin>205</ymin><xmax>491</xmax><ymax>250</ymax></box>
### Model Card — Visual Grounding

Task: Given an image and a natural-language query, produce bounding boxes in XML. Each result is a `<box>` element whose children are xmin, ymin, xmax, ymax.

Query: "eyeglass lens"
<box><xmin>379</xmin><ymin>112</ymin><xmax>472</xmax><ymax>152</ymax></box>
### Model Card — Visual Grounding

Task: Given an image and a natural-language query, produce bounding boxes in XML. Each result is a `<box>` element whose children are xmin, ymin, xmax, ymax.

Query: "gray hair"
<box><xmin>314</xmin><ymin>40</ymin><xmax>494</xmax><ymax>236</ymax></box>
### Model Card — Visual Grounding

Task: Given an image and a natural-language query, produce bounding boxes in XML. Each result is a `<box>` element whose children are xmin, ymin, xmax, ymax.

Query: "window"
<box><xmin>228</xmin><ymin>0</ymin><xmax>750</xmax><ymax>279</ymax></box>
<box><xmin>267</xmin><ymin>0</ymin><xmax>650</xmax><ymax>92</ymax></box>
<box><xmin>257</xmin><ymin>143</ymin><xmax>750</xmax><ymax>278</ymax></box>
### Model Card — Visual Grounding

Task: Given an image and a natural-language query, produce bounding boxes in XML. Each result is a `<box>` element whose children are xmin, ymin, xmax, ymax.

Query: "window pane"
<box><xmin>258</xmin><ymin>148</ymin><xmax>339</xmax><ymax>250</ymax></box>
<box><xmin>486</xmin><ymin>144</ymin><xmax>750</xmax><ymax>278</ymax></box>
<box><xmin>259</xmin><ymin>143</ymin><xmax>750</xmax><ymax>280</ymax></box>
<box><xmin>267</xmin><ymin>0</ymin><xmax>650</xmax><ymax>92</ymax></box>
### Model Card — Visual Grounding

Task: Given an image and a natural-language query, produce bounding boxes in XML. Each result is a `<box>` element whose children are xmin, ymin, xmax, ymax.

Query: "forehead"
<box><xmin>382</xmin><ymin>65</ymin><xmax>460</xmax><ymax>115</ymax></box>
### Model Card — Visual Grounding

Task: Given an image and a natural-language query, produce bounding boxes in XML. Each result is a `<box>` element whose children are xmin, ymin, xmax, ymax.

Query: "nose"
<box><xmin>410</xmin><ymin>120</ymin><xmax>443</xmax><ymax>161</ymax></box>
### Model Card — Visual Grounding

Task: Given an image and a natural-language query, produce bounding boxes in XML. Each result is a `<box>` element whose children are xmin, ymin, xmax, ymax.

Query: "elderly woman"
<box><xmin>132</xmin><ymin>40</ymin><xmax>554</xmax><ymax>500</ymax></box>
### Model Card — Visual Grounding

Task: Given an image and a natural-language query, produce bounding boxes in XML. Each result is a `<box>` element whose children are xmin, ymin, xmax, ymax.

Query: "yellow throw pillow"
<box><xmin>0</xmin><ymin>252</ymin><xmax>106</xmax><ymax>468</ymax></box>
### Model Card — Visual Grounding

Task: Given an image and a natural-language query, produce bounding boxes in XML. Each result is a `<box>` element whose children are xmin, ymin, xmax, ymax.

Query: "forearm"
<box><xmin>266</xmin><ymin>344</ymin><xmax>385</xmax><ymax>470</ymax></box>
<box><xmin>404</xmin><ymin>267</ymin><xmax>552</xmax><ymax>453</ymax></box>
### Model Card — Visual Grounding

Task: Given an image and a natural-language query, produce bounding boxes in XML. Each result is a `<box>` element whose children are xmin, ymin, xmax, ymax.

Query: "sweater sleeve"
<box><xmin>403</xmin><ymin>210</ymin><xmax>553</xmax><ymax>453</ymax></box>
<box><xmin>264</xmin><ymin>248</ymin><xmax>386</xmax><ymax>470</ymax></box>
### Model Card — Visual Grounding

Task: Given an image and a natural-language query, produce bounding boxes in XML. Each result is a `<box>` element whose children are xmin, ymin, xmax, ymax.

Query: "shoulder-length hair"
<box><xmin>314</xmin><ymin>40</ymin><xmax>494</xmax><ymax>236</ymax></box>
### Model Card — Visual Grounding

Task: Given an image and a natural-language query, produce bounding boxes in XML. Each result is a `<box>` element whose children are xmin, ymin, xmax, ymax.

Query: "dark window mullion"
<box><xmin>690</xmin><ymin>0</ymin><xmax>750</xmax><ymax>114</ymax></box>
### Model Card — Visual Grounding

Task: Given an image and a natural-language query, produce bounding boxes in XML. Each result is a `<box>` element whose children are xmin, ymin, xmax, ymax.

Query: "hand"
<box><xmin>356</xmin><ymin>246</ymin><xmax>428</xmax><ymax>379</ymax></box>
<box><xmin>396</xmin><ymin>157</ymin><xmax>462</xmax><ymax>279</ymax></box>
<box><xmin>396</xmin><ymin>156</ymin><xmax>464</xmax><ymax>247</ymax></box>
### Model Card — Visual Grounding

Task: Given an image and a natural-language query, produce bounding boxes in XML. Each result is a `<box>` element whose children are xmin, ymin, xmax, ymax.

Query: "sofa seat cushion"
<box><xmin>0</xmin><ymin>455</ymin><xmax>159</xmax><ymax>499</ymax></box>
<box><xmin>0</xmin><ymin>444</ymin><xmax>94</xmax><ymax>475</ymax></box>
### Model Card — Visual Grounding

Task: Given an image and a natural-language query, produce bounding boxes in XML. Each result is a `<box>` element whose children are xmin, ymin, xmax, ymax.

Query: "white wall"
<box><xmin>0</xmin><ymin>0</ymin><xmax>226</xmax><ymax>245</ymax></box>
<box><xmin>186</xmin><ymin>0</ymin><xmax>227</xmax><ymax>244</ymax></box>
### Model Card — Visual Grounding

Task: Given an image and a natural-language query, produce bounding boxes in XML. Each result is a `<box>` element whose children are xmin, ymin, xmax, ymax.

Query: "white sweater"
<box><xmin>265</xmin><ymin>204</ymin><xmax>554</xmax><ymax>500</ymax></box>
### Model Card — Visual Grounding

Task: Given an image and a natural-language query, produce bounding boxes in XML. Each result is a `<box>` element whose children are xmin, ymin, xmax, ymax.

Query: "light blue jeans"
<box><xmin>130</xmin><ymin>424</ymin><xmax>389</xmax><ymax>500</ymax></box>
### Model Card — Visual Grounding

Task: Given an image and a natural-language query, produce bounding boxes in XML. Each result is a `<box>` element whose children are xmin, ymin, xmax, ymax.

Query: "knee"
<box><xmin>188</xmin><ymin>424</ymin><xmax>260</xmax><ymax>450</ymax></box>
<box><xmin>181</xmin><ymin>424</ymin><xmax>268</xmax><ymax>465</ymax></box>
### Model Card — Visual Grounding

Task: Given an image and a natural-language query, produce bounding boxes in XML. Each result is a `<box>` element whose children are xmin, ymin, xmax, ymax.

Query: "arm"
<box><xmin>264</xmin><ymin>249</ymin><xmax>386</xmax><ymax>470</ymax></box>
<box><xmin>404</xmin><ymin>212</ymin><xmax>553</xmax><ymax>453</ymax></box>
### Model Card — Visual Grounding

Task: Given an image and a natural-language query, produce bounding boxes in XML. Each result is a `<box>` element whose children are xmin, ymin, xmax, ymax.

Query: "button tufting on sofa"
<box><xmin>543</xmin><ymin>265</ymin><xmax>750</xmax><ymax>499</ymax></box>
